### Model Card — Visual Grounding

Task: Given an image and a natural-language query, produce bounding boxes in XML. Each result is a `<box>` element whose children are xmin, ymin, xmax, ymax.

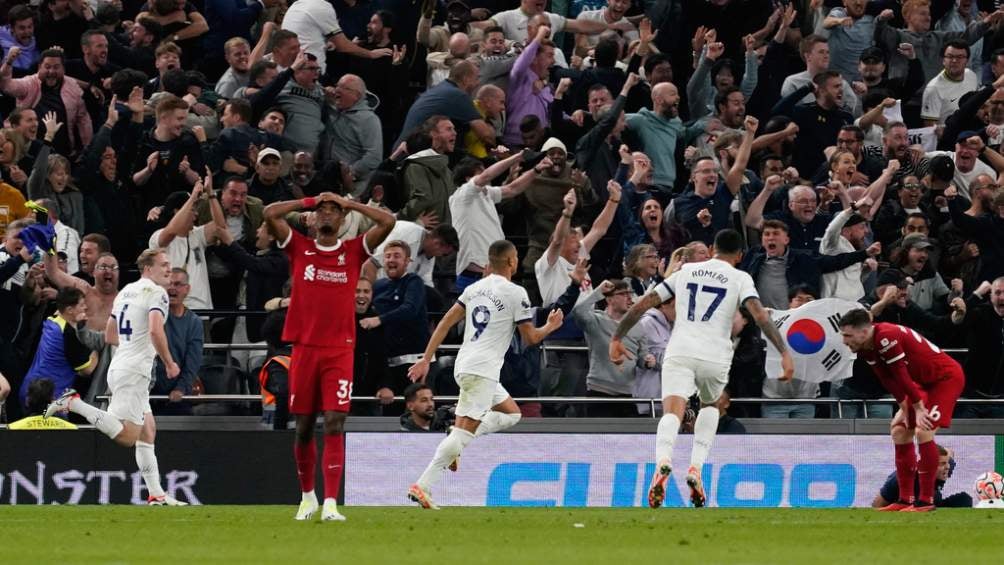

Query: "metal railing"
<box><xmin>99</xmin><ymin>394</ymin><xmax>1004</xmax><ymax>419</ymax></box>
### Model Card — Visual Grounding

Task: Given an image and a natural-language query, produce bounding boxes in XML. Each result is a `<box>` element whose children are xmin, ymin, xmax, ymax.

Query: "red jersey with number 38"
<box><xmin>859</xmin><ymin>322</ymin><xmax>962</xmax><ymax>403</ymax></box>
<box><xmin>280</xmin><ymin>230</ymin><xmax>370</xmax><ymax>348</ymax></box>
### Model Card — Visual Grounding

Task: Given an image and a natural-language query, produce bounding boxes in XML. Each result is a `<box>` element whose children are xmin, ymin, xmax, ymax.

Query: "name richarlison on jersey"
<box><xmin>470</xmin><ymin>288</ymin><xmax>506</xmax><ymax>312</ymax></box>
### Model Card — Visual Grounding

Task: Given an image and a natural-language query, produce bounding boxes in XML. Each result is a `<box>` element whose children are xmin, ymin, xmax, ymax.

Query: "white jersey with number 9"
<box><xmin>453</xmin><ymin>274</ymin><xmax>533</xmax><ymax>382</ymax></box>
<box><xmin>654</xmin><ymin>258</ymin><xmax>759</xmax><ymax>363</ymax></box>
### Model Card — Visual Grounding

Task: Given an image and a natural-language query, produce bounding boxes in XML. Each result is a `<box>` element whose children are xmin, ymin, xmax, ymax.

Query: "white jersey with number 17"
<box><xmin>654</xmin><ymin>258</ymin><xmax>759</xmax><ymax>363</ymax></box>
<box><xmin>454</xmin><ymin>274</ymin><xmax>533</xmax><ymax>382</ymax></box>
<box><xmin>108</xmin><ymin>277</ymin><xmax>169</xmax><ymax>378</ymax></box>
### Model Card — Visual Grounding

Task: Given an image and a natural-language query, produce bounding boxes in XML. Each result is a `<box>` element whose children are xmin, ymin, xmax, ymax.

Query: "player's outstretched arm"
<box><xmin>517</xmin><ymin>308</ymin><xmax>564</xmax><ymax>346</ymax></box>
<box><xmin>408</xmin><ymin>302</ymin><xmax>466</xmax><ymax>383</ymax></box>
<box><xmin>610</xmin><ymin>289</ymin><xmax>661</xmax><ymax>364</ymax></box>
<box><xmin>746</xmin><ymin>297</ymin><xmax>794</xmax><ymax>381</ymax></box>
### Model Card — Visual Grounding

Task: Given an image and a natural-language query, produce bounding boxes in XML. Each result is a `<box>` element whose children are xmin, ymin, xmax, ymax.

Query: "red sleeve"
<box><xmin>348</xmin><ymin>236</ymin><xmax>369</xmax><ymax>268</ymax></box>
<box><xmin>876</xmin><ymin>330</ymin><xmax>924</xmax><ymax>404</ymax></box>
<box><xmin>281</xmin><ymin>229</ymin><xmax>305</xmax><ymax>257</ymax></box>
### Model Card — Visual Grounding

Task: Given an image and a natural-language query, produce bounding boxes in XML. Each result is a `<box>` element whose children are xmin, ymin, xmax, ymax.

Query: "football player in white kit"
<box><xmin>46</xmin><ymin>248</ymin><xmax>187</xmax><ymax>505</ymax></box>
<box><xmin>610</xmin><ymin>229</ymin><xmax>794</xmax><ymax>508</ymax></box>
<box><xmin>405</xmin><ymin>240</ymin><xmax>564</xmax><ymax>509</ymax></box>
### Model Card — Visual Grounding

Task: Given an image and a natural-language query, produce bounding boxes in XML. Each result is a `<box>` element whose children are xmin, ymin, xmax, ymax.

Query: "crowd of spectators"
<box><xmin>1</xmin><ymin>0</ymin><xmax>1004</xmax><ymax>425</ymax></box>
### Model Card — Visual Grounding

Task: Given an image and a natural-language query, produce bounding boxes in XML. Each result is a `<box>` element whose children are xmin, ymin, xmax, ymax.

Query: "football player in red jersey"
<box><xmin>839</xmin><ymin>309</ymin><xmax>966</xmax><ymax>512</ymax></box>
<box><xmin>264</xmin><ymin>192</ymin><xmax>395</xmax><ymax>521</ymax></box>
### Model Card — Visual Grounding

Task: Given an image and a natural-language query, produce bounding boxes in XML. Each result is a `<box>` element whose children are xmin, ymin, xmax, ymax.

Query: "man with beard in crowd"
<box><xmin>1</xmin><ymin>47</ymin><xmax>91</xmax><ymax>157</ymax></box>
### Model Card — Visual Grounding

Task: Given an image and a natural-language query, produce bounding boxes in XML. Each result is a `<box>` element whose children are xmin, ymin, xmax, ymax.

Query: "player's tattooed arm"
<box><xmin>746</xmin><ymin>297</ymin><xmax>794</xmax><ymax>381</ymax></box>
<box><xmin>610</xmin><ymin>290</ymin><xmax>661</xmax><ymax>364</ymax></box>
<box><xmin>613</xmin><ymin>290</ymin><xmax>661</xmax><ymax>341</ymax></box>
<box><xmin>614</xmin><ymin>287</ymin><xmax>662</xmax><ymax>341</ymax></box>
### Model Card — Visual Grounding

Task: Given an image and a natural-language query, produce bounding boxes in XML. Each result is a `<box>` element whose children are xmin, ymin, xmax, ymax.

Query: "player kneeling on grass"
<box><xmin>610</xmin><ymin>229</ymin><xmax>793</xmax><ymax>508</ymax></box>
<box><xmin>839</xmin><ymin>309</ymin><xmax>966</xmax><ymax>512</ymax></box>
<box><xmin>406</xmin><ymin>240</ymin><xmax>564</xmax><ymax>509</ymax></box>
<box><xmin>45</xmin><ymin>248</ymin><xmax>187</xmax><ymax>506</ymax></box>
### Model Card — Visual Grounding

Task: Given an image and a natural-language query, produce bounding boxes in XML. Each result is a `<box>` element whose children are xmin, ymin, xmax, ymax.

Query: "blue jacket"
<box><xmin>373</xmin><ymin>273</ymin><xmax>429</xmax><ymax>358</ymax></box>
<box><xmin>152</xmin><ymin>308</ymin><xmax>204</xmax><ymax>395</ymax></box>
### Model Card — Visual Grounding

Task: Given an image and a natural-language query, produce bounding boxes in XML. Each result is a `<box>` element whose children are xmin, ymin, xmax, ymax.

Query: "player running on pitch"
<box><xmin>46</xmin><ymin>248</ymin><xmax>187</xmax><ymax>505</ymax></box>
<box><xmin>838</xmin><ymin>309</ymin><xmax>966</xmax><ymax>512</ymax></box>
<box><xmin>610</xmin><ymin>229</ymin><xmax>793</xmax><ymax>508</ymax></box>
<box><xmin>263</xmin><ymin>191</ymin><xmax>395</xmax><ymax>521</ymax></box>
<box><xmin>406</xmin><ymin>240</ymin><xmax>564</xmax><ymax>509</ymax></box>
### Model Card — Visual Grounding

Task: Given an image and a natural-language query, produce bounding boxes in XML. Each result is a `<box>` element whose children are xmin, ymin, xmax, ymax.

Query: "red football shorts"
<box><xmin>905</xmin><ymin>365</ymin><xmax>965</xmax><ymax>430</ymax></box>
<box><xmin>288</xmin><ymin>345</ymin><xmax>354</xmax><ymax>415</ymax></box>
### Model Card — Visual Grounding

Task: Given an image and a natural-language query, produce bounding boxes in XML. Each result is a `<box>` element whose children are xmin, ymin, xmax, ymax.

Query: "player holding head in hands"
<box><xmin>263</xmin><ymin>190</ymin><xmax>395</xmax><ymax>521</ymax></box>
<box><xmin>839</xmin><ymin>309</ymin><xmax>966</xmax><ymax>512</ymax></box>
<box><xmin>407</xmin><ymin>240</ymin><xmax>564</xmax><ymax>509</ymax></box>
<box><xmin>45</xmin><ymin>247</ymin><xmax>186</xmax><ymax>506</ymax></box>
<box><xmin>610</xmin><ymin>229</ymin><xmax>794</xmax><ymax>508</ymax></box>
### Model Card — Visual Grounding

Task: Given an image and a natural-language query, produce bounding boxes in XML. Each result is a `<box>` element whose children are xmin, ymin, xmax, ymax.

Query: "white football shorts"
<box><xmin>661</xmin><ymin>356</ymin><xmax>731</xmax><ymax>404</ymax></box>
<box><xmin>106</xmin><ymin>369</ymin><xmax>152</xmax><ymax>426</ymax></box>
<box><xmin>454</xmin><ymin>373</ymin><xmax>509</xmax><ymax>420</ymax></box>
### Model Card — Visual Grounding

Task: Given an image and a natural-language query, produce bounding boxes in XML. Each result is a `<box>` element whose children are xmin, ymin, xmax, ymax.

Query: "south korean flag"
<box><xmin>764</xmin><ymin>299</ymin><xmax>864</xmax><ymax>383</ymax></box>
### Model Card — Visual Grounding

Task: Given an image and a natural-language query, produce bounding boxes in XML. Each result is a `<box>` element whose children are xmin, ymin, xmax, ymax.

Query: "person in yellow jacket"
<box><xmin>0</xmin><ymin>179</ymin><xmax>28</xmax><ymax>238</ymax></box>
<box><xmin>8</xmin><ymin>378</ymin><xmax>77</xmax><ymax>429</ymax></box>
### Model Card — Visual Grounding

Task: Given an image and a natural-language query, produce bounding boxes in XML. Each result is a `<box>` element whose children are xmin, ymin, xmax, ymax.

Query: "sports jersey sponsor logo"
<box><xmin>878</xmin><ymin>339</ymin><xmax>898</xmax><ymax>354</ymax></box>
<box><xmin>305</xmin><ymin>250</ymin><xmax>317</xmax><ymax>255</ymax></box>
<box><xmin>315</xmin><ymin>268</ymin><xmax>348</xmax><ymax>283</ymax></box>
<box><xmin>303</xmin><ymin>264</ymin><xmax>348</xmax><ymax>283</ymax></box>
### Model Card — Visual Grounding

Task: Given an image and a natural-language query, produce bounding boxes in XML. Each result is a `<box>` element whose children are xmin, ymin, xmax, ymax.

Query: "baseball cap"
<box><xmin>859</xmin><ymin>47</ymin><xmax>886</xmax><ymax>64</ymax></box>
<box><xmin>844</xmin><ymin>213</ymin><xmax>867</xmax><ymax>227</ymax></box>
<box><xmin>541</xmin><ymin>137</ymin><xmax>567</xmax><ymax>155</ymax></box>
<box><xmin>956</xmin><ymin>130</ymin><xmax>981</xmax><ymax>143</ymax></box>
<box><xmin>928</xmin><ymin>154</ymin><xmax>955</xmax><ymax>182</ymax></box>
<box><xmin>902</xmin><ymin>233</ymin><xmax>934</xmax><ymax>250</ymax></box>
<box><xmin>877</xmin><ymin>269</ymin><xmax>911</xmax><ymax>289</ymax></box>
<box><xmin>257</xmin><ymin>147</ymin><xmax>282</xmax><ymax>164</ymax></box>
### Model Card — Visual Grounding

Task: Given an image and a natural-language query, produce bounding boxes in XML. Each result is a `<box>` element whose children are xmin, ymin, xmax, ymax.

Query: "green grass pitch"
<box><xmin>4</xmin><ymin>506</ymin><xmax>1003</xmax><ymax>564</ymax></box>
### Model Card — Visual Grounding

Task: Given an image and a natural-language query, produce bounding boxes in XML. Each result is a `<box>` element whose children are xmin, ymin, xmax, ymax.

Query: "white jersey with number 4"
<box><xmin>108</xmin><ymin>277</ymin><xmax>169</xmax><ymax>378</ymax></box>
<box><xmin>654</xmin><ymin>258</ymin><xmax>759</xmax><ymax>363</ymax></box>
<box><xmin>454</xmin><ymin>274</ymin><xmax>533</xmax><ymax>381</ymax></box>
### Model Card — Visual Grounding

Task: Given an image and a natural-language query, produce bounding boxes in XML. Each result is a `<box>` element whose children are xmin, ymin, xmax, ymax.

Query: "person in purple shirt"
<box><xmin>504</xmin><ymin>24</ymin><xmax>555</xmax><ymax>147</ymax></box>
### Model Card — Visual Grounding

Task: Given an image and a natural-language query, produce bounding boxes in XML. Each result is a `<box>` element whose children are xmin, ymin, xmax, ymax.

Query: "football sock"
<box><xmin>322</xmin><ymin>434</ymin><xmax>345</xmax><ymax>501</ymax></box>
<box><xmin>655</xmin><ymin>413</ymin><xmax>682</xmax><ymax>464</ymax></box>
<box><xmin>135</xmin><ymin>441</ymin><xmax>165</xmax><ymax>498</ymax></box>
<box><xmin>69</xmin><ymin>398</ymin><xmax>124</xmax><ymax>440</ymax></box>
<box><xmin>294</xmin><ymin>440</ymin><xmax>317</xmax><ymax>494</ymax></box>
<box><xmin>417</xmin><ymin>427</ymin><xmax>475</xmax><ymax>490</ymax></box>
<box><xmin>917</xmin><ymin>440</ymin><xmax>939</xmax><ymax>504</ymax></box>
<box><xmin>474</xmin><ymin>412</ymin><xmax>521</xmax><ymax>437</ymax></box>
<box><xmin>894</xmin><ymin>442</ymin><xmax>917</xmax><ymax>502</ymax></box>
<box><xmin>690</xmin><ymin>407</ymin><xmax>720</xmax><ymax>471</ymax></box>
